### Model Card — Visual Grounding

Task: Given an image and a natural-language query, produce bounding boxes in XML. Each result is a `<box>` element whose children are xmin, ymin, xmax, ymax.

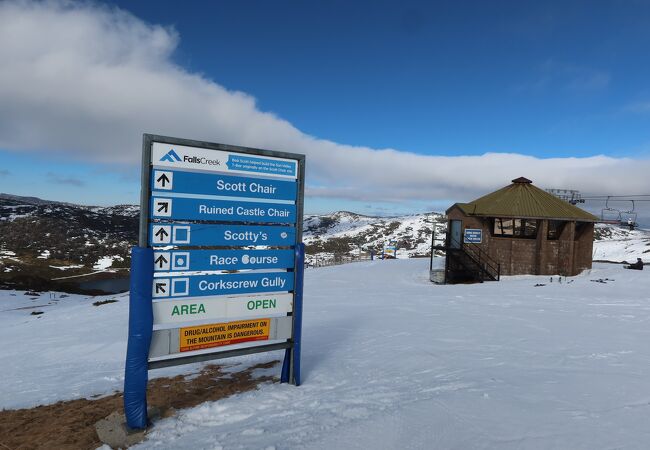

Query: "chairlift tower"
<box><xmin>546</xmin><ymin>188</ymin><xmax>585</xmax><ymax>205</ymax></box>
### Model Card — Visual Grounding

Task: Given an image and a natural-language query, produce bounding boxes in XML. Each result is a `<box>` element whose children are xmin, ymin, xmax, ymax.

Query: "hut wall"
<box><xmin>556</xmin><ymin>221</ymin><xmax>576</xmax><ymax>276</ymax></box>
<box><xmin>573</xmin><ymin>222</ymin><xmax>594</xmax><ymax>275</ymax></box>
<box><xmin>542</xmin><ymin>240</ymin><xmax>561</xmax><ymax>275</ymax></box>
<box><xmin>446</xmin><ymin>207</ymin><xmax>537</xmax><ymax>276</ymax></box>
<box><xmin>445</xmin><ymin>208</ymin><xmax>594</xmax><ymax>277</ymax></box>
<box><xmin>446</xmin><ymin>207</ymin><xmax>484</xmax><ymax>244</ymax></box>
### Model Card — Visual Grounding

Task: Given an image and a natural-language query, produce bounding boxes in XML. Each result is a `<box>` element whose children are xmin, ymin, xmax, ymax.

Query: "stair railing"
<box><xmin>463</xmin><ymin>241</ymin><xmax>500</xmax><ymax>281</ymax></box>
<box><xmin>449</xmin><ymin>236</ymin><xmax>500</xmax><ymax>281</ymax></box>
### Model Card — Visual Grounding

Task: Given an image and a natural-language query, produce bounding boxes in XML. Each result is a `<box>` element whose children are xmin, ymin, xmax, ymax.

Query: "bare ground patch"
<box><xmin>0</xmin><ymin>360</ymin><xmax>279</xmax><ymax>450</ymax></box>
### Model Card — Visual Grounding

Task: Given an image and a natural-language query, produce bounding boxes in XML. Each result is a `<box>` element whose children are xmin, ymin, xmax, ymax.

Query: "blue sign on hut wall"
<box><xmin>464</xmin><ymin>229</ymin><xmax>482</xmax><ymax>244</ymax></box>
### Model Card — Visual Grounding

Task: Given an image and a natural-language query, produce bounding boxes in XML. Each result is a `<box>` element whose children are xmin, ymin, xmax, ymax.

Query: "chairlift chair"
<box><xmin>600</xmin><ymin>197</ymin><xmax>622</xmax><ymax>224</ymax></box>
<box><xmin>619</xmin><ymin>200</ymin><xmax>637</xmax><ymax>228</ymax></box>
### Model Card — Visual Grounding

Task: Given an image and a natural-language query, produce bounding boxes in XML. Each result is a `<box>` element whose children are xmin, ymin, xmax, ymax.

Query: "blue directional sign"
<box><xmin>151</xmin><ymin>170</ymin><xmax>297</xmax><ymax>201</ymax></box>
<box><xmin>152</xmin><ymin>271</ymin><xmax>294</xmax><ymax>299</ymax></box>
<box><xmin>464</xmin><ymin>229</ymin><xmax>482</xmax><ymax>244</ymax></box>
<box><xmin>149</xmin><ymin>223</ymin><xmax>296</xmax><ymax>247</ymax></box>
<box><xmin>126</xmin><ymin>134</ymin><xmax>307</xmax><ymax>431</ymax></box>
<box><xmin>150</xmin><ymin>196</ymin><xmax>296</xmax><ymax>223</ymax></box>
<box><xmin>153</xmin><ymin>249</ymin><xmax>295</xmax><ymax>272</ymax></box>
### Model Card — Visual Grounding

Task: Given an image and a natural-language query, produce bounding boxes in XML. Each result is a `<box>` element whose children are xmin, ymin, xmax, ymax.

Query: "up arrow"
<box><xmin>157</xmin><ymin>173</ymin><xmax>170</xmax><ymax>187</ymax></box>
<box><xmin>155</xmin><ymin>227</ymin><xmax>169</xmax><ymax>241</ymax></box>
<box><xmin>155</xmin><ymin>282</ymin><xmax>166</xmax><ymax>294</ymax></box>
<box><xmin>155</xmin><ymin>254</ymin><xmax>168</xmax><ymax>268</ymax></box>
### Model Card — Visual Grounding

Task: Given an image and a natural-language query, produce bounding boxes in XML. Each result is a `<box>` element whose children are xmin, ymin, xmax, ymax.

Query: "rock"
<box><xmin>95</xmin><ymin>407</ymin><xmax>160</xmax><ymax>449</ymax></box>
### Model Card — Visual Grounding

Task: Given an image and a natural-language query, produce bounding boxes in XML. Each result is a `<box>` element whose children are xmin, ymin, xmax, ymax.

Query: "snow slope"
<box><xmin>304</xmin><ymin>211</ymin><xmax>445</xmax><ymax>260</ymax></box>
<box><xmin>3</xmin><ymin>192</ymin><xmax>648</xmax><ymax>278</ymax></box>
<box><xmin>0</xmin><ymin>291</ymin><xmax>126</xmax><ymax>408</ymax></box>
<box><xmin>304</xmin><ymin>213</ymin><xmax>650</xmax><ymax>263</ymax></box>
<box><xmin>137</xmin><ymin>260</ymin><xmax>650</xmax><ymax>450</ymax></box>
<box><xmin>3</xmin><ymin>259</ymin><xmax>650</xmax><ymax>449</ymax></box>
<box><xmin>593</xmin><ymin>224</ymin><xmax>650</xmax><ymax>262</ymax></box>
<box><xmin>0</xmin><ymin>291</ymin><xmax>228</xmax><ymax>409</ymax></box>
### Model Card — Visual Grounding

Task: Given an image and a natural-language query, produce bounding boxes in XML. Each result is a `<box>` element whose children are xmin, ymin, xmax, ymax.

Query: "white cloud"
<box><xmin>624</xmin><ymin>101</ymin><xmax>650</xmax><ymax>114</ymax></box>
<box><xmin>46</xmin><ymin>171</ymin><xmax>84</xmax><ymax>186</ymax></box>
<box><xmin>1</xmin><ymin>0</ymin><xmax>649</xmax><ymax>207</ymax></box>
<box><xmin>516</xmin><ymin>59</ymin><xmax>611</xmax><ymax>93</ymax></box>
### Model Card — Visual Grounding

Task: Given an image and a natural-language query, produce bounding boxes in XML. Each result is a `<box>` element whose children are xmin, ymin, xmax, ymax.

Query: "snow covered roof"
<box><xmin>449</xmin><ymin>177</ymin><xmax>599</xmax><ymax>221</ymax></box>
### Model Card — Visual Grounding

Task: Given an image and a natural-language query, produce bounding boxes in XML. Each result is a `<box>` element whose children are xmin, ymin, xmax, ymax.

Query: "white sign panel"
<box><xmin>153</xmin><ymin>293</ymin><xmax>293</xmax><ymax>326</ymax></box>
<box><xmin>151</xmin><ymin>142</ymin><xmax>298</xmax><ymax>179</ymax></box>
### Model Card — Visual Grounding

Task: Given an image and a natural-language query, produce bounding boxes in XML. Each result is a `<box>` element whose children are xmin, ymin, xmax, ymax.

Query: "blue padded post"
<box><xmin>292</xmin><ymin>243</ymin><xmax>305</xmax><ymax>385</ymax></box>
<box><xmin>123</xmin><ymin>246</ymin><xmax>154</xmax><ymax>429</ymax></box>
<box><xmin>281</xmin><ymin>243</ymin><xmax>305</xmax><ymax>385</ymax></box>
<box><xmin>281</xmin><ymin>347</ymin><xmax>291</xmax><ymax>383</ymax></box>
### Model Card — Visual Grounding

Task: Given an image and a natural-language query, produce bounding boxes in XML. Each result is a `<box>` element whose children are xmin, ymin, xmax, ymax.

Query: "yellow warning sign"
<box><xmin>179</xmin><ymin>318</ymin><xmax>271</xmax><ymax>352</ymax></box>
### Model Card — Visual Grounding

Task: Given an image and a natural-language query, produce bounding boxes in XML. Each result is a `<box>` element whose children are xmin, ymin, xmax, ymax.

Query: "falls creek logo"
<box><xmin>160</xmin><ymin>149</ymin><xmax>182</xmax><ymax>162</ymax></box>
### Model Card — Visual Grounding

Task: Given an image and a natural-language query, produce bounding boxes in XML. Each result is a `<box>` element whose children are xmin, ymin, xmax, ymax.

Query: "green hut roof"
<box><xmin>448</xmin><ymin>177</ymin><xmax>598</xmax><ymax>222</ymax></box>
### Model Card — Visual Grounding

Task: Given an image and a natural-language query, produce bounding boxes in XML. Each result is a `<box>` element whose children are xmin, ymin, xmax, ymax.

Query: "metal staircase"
<box><xmin>445</xmin><ymin>238</ymin><xmax>500</xmax><ymax>284</ymax></box>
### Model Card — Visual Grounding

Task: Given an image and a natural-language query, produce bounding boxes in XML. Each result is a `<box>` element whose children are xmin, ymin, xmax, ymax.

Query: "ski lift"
<box><xmin>600</xmin><ymin>196</ymin><xmax>621</xmax><ymax>224</ymax></box>
<box><xmin>620</xmin><ymin>200</ymin><xmax>637</xmax><ymax>229</ymax></box>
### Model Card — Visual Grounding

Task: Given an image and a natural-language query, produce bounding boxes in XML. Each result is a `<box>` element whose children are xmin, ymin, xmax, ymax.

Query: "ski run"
<box><xmin>2</xmin><ymin>257</ymin><xmax>650</xmax><ymax>449</ymax></box>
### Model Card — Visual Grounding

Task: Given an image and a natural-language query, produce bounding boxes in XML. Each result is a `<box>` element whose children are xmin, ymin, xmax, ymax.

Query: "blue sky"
<box><xmin>1</xmin><ymin>0</ymin><xmax>650</xmax><ymax>216</ymax></box>
<box><xmin>108</xmin><ymin>0</ymin><xmax>650</xmax><ymax>157</ymax></box>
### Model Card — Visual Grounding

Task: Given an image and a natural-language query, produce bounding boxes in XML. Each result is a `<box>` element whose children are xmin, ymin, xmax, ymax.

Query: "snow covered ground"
<box><xmin>303</xmin><ymin>211</ymin><xmax>443</xmax><ymax>260</ymax></box>
<box><xmin>0</xmin><ymin>290</ymin><xmax>129</xmax><ymax>408</ymax></box>
<box><xmin>2</xmin><ymin>259</ymin><xmax>650</xmax><ymax>449</ymax></box>
<box><xmin>0</xmin><ymin>289</ymin><xmax>231</xmax><ymax>410</ymax></box>
<box><xmin>593</xmin><ymin>226</ymin><xmax>650</xmax><ymax>262</ymax></box>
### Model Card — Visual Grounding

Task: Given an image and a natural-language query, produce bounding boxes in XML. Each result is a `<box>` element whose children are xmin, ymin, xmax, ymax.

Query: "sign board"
<box><xmin>152</xmin><ymin>249</ymin><xmax>294</xmax><ymax>272</ymax></box>
<box><xmin>152</xmin><ymin>272</ymin><xmax>294</xmax><ymax>299</ymax></box>
<box><xmin>150</xmin><ymin>316</ymin><xmax>293</xmax><ymax>358</ymax></box>
<box><xmin>383</xmin><ymin>241</ymin><xmax>397</xmax><ymax>259</ymax></box>
<box><xmin>125</xmin><ymin>134</ymin><xmax>305</xmax><ymax>429</ymax></box>
<box><xmin>149</xmin><ymin>223</ymin><xmax>295</xmax><ymax>247</ymax></box>
<box><xmin>464</xmin><ymin>229</ymin><xmax>482</xmax><ymax>244</ymax></box>
<box><xmin>152</xmin><ymin>293</ymin><xmax>293</xmax><ymax>325</ymax></box>
<box><xmin>152</xmin><ymin>170</ymin><xmax>297</xmax><ymax>200</ymax></box>
<box><xmin>150</xmin><ymin>196</ymin><xmax>297</xmax><ymax>223</ymax></box>
<box><xmin>152</xmin><ymin>142</ymin><xmax>298</xmax><ymax>178</ymax></box>
<box><xmin>179</xmin><ymin>318</ymin><xmax>271</xmax><ymax>353</ymax></box>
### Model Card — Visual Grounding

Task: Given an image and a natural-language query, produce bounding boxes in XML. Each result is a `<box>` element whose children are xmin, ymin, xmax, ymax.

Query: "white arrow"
<box><xmin>153</xmin><ymin>198</ymin><xmax>172</xmax><ymax>217</ymax></box>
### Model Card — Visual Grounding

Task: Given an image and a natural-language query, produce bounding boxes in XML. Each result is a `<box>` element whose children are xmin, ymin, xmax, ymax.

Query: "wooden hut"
<box><xmin>434</xmin><ymin>177</ymin><xmax>598</xmax><ymax>283</ymax></box>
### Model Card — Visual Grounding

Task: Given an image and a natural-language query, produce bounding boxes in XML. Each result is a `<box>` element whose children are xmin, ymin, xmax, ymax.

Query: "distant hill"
<box><xmin>0</xmin><ymin>193</ymin><xmax>647</xmax><ymax>290</ymax></box>
<box><xmin>593</xmin><ymin>224</ymin><xmax>650</xmax><ymax>262</ymax></box>
<box><xmin>303</xmin><ymin>211</ymin><xmax>446</xmax><ymax>264</ymax></box>
<box><xmin>0</xmin><ymin>193</ymin><xmax>80</xmax><ymax>207</ymax></box>
<box><xmin>0</xmin><ymin>195</ymin><xmax>137</xmax><ymax>290</ymax></box>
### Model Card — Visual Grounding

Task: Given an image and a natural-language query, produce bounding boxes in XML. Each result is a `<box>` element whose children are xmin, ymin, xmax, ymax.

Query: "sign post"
<box><xmin>125</xmin><ymin>134</ymin><xmax>305</xmax><ymax>429</ymax></box>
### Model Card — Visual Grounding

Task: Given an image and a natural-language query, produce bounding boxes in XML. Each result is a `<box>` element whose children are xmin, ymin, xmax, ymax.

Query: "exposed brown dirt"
<box><xmin>0</xmin><ymin>360</ymin><xmax>279</xmax><ymax>450</ymax></box>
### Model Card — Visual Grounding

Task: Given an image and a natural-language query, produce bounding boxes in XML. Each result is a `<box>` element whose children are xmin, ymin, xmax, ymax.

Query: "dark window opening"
<box><xmin>547</xmin><ymin>220</ymin><xmax>566</xmax><ymax>240</ymax></box>
<box><xmin>493</xmin><ymin>218</ymin><xmax>537</xmax><ymax>238</ymax></box>
<box><xmin>574</xmin><ymin>222</ymin><xmax>590</xmax><ymax>241</ymax></box>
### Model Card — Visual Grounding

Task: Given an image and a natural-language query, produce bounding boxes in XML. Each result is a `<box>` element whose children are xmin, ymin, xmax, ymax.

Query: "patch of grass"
<box><xmin>93</xmin><ymin>299</ymin><xmax>118</xmax><ymax>306</ymax></box>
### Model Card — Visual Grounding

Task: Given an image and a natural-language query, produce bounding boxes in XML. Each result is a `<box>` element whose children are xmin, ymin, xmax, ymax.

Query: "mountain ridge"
<box><xmin>0</xmin><ymin>193</ymin><xmax>648</xmax><ymax>291</ymax></box>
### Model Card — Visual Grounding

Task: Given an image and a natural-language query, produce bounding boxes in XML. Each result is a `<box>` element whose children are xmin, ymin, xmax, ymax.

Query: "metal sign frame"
<box><xmin>124</xmin><ymin>134</ymin><xmax>305</xmax><ymax>429</ymax></box>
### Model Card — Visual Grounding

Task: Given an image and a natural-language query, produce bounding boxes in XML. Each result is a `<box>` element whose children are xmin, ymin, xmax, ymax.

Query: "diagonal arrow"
<box><xmin>154</xmin><ymin>227</ymin><xmax>169</xmax><ymax>241</ymax></box>
<box><xmin>157</xmin><ymin>173</ymin><xmax>170</xmax><ymax>187</ymax></box>
<box><xmin>157</xmin><ymin>202</ymin><xmax>169</xmax><ymax>213</ymax></box>
<box><xmin>154</xmin><ymin>254</ymin><xmax>168</xmax><ymax>268</ymax></box>
<box><xmin>155</xmin><ymin>283</ymin><xmax>166</xmax><ymax>294</ymax></box>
